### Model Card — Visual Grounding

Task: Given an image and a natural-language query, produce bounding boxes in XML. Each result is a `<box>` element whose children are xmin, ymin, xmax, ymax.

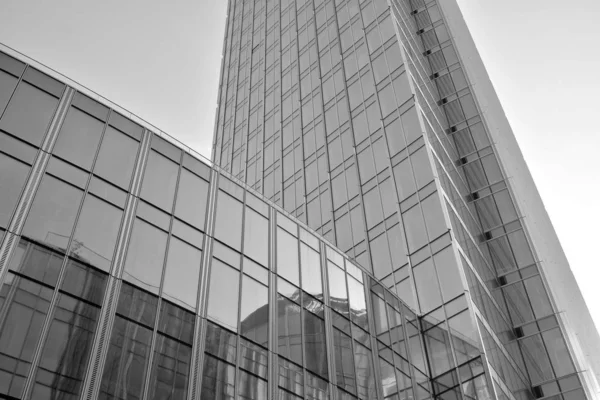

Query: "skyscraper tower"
<box><xmin>211</xmin><ymin>0</ymin><xmax>600</xmax><ymax>399</ymax></box>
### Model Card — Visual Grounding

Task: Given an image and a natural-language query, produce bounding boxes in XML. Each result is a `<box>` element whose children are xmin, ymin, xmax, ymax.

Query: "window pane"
<box><xmin>123</xmin><ymin>219</ymin><xmax>168</xmax><ymax>294</ymax></box>
<box><xmin>100</xmin><ymin>316</ymin><xmax>152</xmax><ymax>399</ymax></box>
<box><xmin>53</xmin><ymin>107</ymin><xmax>104</xmax><ymax>170</ymax></box>
<box><xmin>71</xmin><ymin>195</ymin><xmax>122</xmax><ymax>272</ymax></box>
<box><xmin>237</xmin><ymin>369</ymin><xmax>267</xmax><ymax>400</ymax></box>
<box><xmin>413</xmin><ymin>259</ymin><xmax>442</xmax><ymax>314</ymax></box>
<box><xmin>0</xmin><ymin>274</ymin><xmax>53</xmax><ymax>398</ymax></box>
<box><xmin>207</xmin><ymin>260</ymin><xmax>240</xmax><ymax>331</ymax></box>
<box><xmin>240</xmin><ymin>338</ymin><xmax>268</xmax><ymax>379</ymax></box>
<box><xmin>354</xmin><ymin>343</ymin><xmax>377</xmax><ymax>399</ymax></box>
<box><xmin>214</xmin><ymin>191</ymin><xmax>243</xmax><ymax>251</ymax></box>
<box><xmin>303</xmin><ymin>310</ymin><xmax>328</xmax><ymax>378</ymax></box>
<box><xmin>328</xmin><ymin>262</ymin><xmax>349</xmax><ymax>317</ymax></box>
<box><xmin>162</xmin><ymin>237</ymin><xmax>202</xmax><ymax>310</ymax></box>
<box><xmin>22</xmin><ymin>175</ymin><xmax>84</xmax><ymax>249</ymax></box>
<box><xmin>0</xmin><ymin>70</ymin><xmax>19</xmax><ymax>113</ymax></box>
<box><xmin>0</xmin><ymin>153</ymin><xmax>29</xmax><ymax>228</ymax></box>
<box><xmin>61</xmin><ymin>260</ymin><xmax>107</xmax><ymax>306</ymax></box>
<box><xmin>147</xmin><ymin>334</ymin><xmax>192</xmax><ymax>400</ymax></box>
<box><xmin>240</xmin><ymin>276</ymin><xmax>268</xmax><ymax>346</ymax></box>
<box><xmin>333</xmin><ymin>328</ymin><xmax>356</xmax><ymax>394</ymax></box>
<box><xmin>278</xmin><ymin>297</ymin><xmax>303</xmax><ymax>365</ymax></box>
<box><xmin>157</xmin><ymin>301</ymin><xmax>195</xmax><ymax>345</ymax></box>
<box><xmin>0</xmin><ymin>82</ymin><xmax>58</xmax><ymax>146</ymax></box>
<box><xmin>205</xmin><ymin>321</ymin><xmax>237</xmax><ymax>364</ymax></box>
<box><xmin>244</xmin><ymin>207</ymin><xmax>269</xmax><ymax>266</ymax></box>
<box><xmin>32</xmin><ymin>294</ymin><xmax>101</xmax><ymax>399</ymax></box>
<box><xmin>277</xmin><ymin>228</ymin><xmax>299</xmax><ymax>285</ymax></box>
<box><xmin>201</xmin><ymin>354</ymin><xmax>235</xmax><ymax>400</ymax></box>
<box><xmin>174</xmin><ymin>169</ymin><xmax>209</xmax><ymax>230</ymax></box>
<box><xmin>301</xmin><ymin>243</ymin><xmax>322</xmax><ymax>297</ymax></box>
<box><xmin>8</xmin><ymin>239</ymin><xmax>62</xmax><ymax>287</ymax></box>
<box><xmin>140</xmin><ymin>151</ymin><xmax>179</xmax><ymax>212</ymax></box>
<box><xmin>117</xmin><ymin>282</ymin><xmax>158</xmax><ymax>328</ymax></box>
<box><xmin>94</xmin><ymin>126</ymin><xmax>139</xmax><ymax>189</ymax></box>
<box><xmin>348</xmin><ymin>277</ymin><xmax>368</xmax><ymax>330</ymax></box>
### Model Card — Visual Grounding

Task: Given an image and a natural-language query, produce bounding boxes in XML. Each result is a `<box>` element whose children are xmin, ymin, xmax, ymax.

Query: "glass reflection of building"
<box><xmin>0</xmin><ymin>0</ymin><xmax>598</xmax><ymax>400</ymax></box>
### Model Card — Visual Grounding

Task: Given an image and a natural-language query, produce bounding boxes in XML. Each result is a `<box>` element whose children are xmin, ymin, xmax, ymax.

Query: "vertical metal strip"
<box><xmin>364</xmin><ymin>276</ymin><xmax>384</xmax><ymax>400</ymax></box>
<box><xmin>320</xmin><ymin>241</ymin><xmax>338</xmax><ymax>399</ymax></box>
<box><xmin>80</xmin><ymin>129</ymin><xmax>152</xmax><ymax>400</ymax></box>
<box><xmin>268</xmin><ymin>207</ymin><xmax>278</xmax><ymax>399</ymax></box>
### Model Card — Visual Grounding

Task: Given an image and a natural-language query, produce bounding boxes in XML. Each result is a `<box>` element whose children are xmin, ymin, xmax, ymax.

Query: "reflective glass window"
<box><xmin>303</xmin><ymin>310</ymin><xmax>328</xmax><ymax>378</ymax></box>
<box><xmin>278</xmin><ymin>297</ymin><xmax>303</xmax><ymax>365</ymax></box>
<box><xmin>71</xmin><ymin>195</ymin><xmax>122</xmax><ymax>272</ymax></box>
<box><xmin>0</xmin><ymin>70</ymin><xmax>19</xmax><ymax>113</ymax></box>
<box><xmin>61</xmin><ymin>259</ymin><xmax>107</xmax><ymax>305</ymax></box>
<box><xmin>413</xmin><ymin>259</ymin><xmax>442</xmax><ymax>313</ymax></box>
<box><xmin>328</xmin><ymin>262</ymin><xmax>350</xmax><ymax>317</ymax></box>
<box><xmin>53</xmin><ymin>107</ymin><xmax>104</xmax><ymax>170</ymax></box>
<box><xmin>240</xmin><ymin>338</ymin><xmax>268</xmax><ymax>379</ymax></box>
<box><xmin>240</xmin><ymin>276</ymin><xmax>269</xmax><ymax>345</ymax></box>
<box><xmin>542</xmin><ymin>328</ymin><xmax>575</xmax><ymax>378</ymax></box>
<box><xmin>0</xmin><ymin>153</ymin><xmax>29</xmax><ymax>228</ymax></box>
<box><xmin>201</xmin><ymin>354</ymin><xmax>235</xmax><ymax>400</ymax></box>
<box><xmin>348</xmin><ymin>276</ymin><xmax>368</xmax><ymax>330</ymax></box>
<box><xmin>22</xmin><ymin>175</ymin><xmax>83</xmax><ymax>249</ymax></box>
<box><xmin>8</xmin><ymin>240</ymin><xmax>62</xmax><ymax>286</ymax></box>
<box><xmin>300</xmin><ymin>243</ymin><xmax>322</xmax><ymax>297</ymax></box>
<box><xmin>140</xmin><ymin>151</ymin><xmax>179</xmax><ymax>212</ymax></box>
<box><xmin>174</xmin><ymin>169</ymin><xmax>209</xmax><ymax>230</ymax></box>
<box><xmin>0</xmin><ymin>273</ymin><xmax>53</xmax><ymax>398</ymax></box>
<box><xmin>403</xmin><ymin>205</ymin><xmax>427</xmax><ymax>253</ymax></box>
<box><xmin>93</xmin><ymin>126</ymin><xmax>139</xmax><ymax>190</ymax></box>
<box><xmin>333</xmin><ymin>328</ymin><xmax>356</xmax><ymax>394</ymax></box>
<box><xmin>214</xmin><ymin>191</ymin><xmax>243</xmax><ymax>251</ymax></box>
<box><xmin>354</xmin><ymin>343</ymin><xmax>376</xmax><ymax>399</ymax></box>
<box><xmin>207</xmin><ymin>260</ymin><xmax>240</xmax><ymax>332</ymax></box>
<box><xmin>147</xmin><ymin>334</ymin><xmax>192</xmax><ymax>400</ymax></box>
<box><xmin>123</xmin><ymin>219</ymin><xmax>168</xmax><ymax>294</ymax></box>
<box><xmin>32</xmin><ymin>293</ymin><xmax>101</xmax><ymax>399</ymax></box>
<box><xmin>117</xmin><ymin>282</ymin><xmax>158</xmax><ymax>328</ymax></box>
<box><xmin>277</xmin><ymin>228</ymin><xmax>300</xmax><ymax>285</ymax></box>
<box><xmin>237</xmin><ymin>369</ymin><xmax>267</xmax><ymax>400</ymax></box>
<box><xmin>162</xmin><ymin>237</ymin><xmax>202</xmax><ymax>310</ymax></box>
<box><xmin>157</xmin><ymin>301</ymin><xmax>194</xmax><ymax>345</ymax></box>
<box><xmin>100</xmin><ymin>316</ymin><xmax>152</xmax><ymax>400</ymax></box>
<box><xmin>205</xmin><ymin>322</ymin><xmax>237</xmax><ymax>364</ymax></box>
<box><xmin>278</xmin><ymin>358</ymin><xmax>304</xmax><ymax>397</ymax></box>
<box><xmin>306</xmin><ymin>371</ymin><xmax>329</xmax><ymax>400</ymax></box>
<box><xmin>244</xmin><ymin>207</ymin><xmax>269</xmax><ymax>266</ymax></box>
<box><xmin>0</xmin><ymin>81</ymin><xmax>58</xmax><ymax>147</ymax></box>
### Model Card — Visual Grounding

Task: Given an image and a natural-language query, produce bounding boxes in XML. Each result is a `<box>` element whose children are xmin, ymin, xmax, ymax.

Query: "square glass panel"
<box><xmin>53</xmin><ymin>107</ymin><xmax>104</xmax><ymax>170</ymax></box>
<box><xmin>8</xmin><ymin>239</ymin><xmax>62</xmax><ymax>287</ymax></box>
<box><xmin>93</xmin><ymin>126</ymin><xmax>139</xmax><ymax>190</ymax></box>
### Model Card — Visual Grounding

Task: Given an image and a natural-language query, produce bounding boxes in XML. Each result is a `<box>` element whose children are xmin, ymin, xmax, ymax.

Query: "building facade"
<box><xmin>211</xmin><ymin>0</ymin><xmax>600</xmax><ymax>400</ymax></box>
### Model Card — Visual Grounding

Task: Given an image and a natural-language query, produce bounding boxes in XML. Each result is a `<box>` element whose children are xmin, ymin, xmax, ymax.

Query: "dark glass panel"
<box><xmin>277</xmin><ymin>228</ymin><xmax>300</xmax><ymax>286</ymax></box>
<box><xmin>0</xmin><ymin>274</ymin><xmax>53</xmax><ymax>399</ymax></box>
<box><xmin>200</xmin><ymin>354</ymin><xmax>235</xmax><ymax>400</ymax></box>
<box><xmin>306</xmin><ymin>371</ymin><xmax>328</xmax><ymax>400</ymax></box>
<box><xmin>94</xmin><ymin>126</ymin><xmax>139</xmax><ymax>190</ymax></box>
<box><xmin>0</xmin><ymin>81</ymin><xmax>58</xmax><ymax>147</ymax></box>
<box><xmin>542</xmin><ymin>328</ymin><xmax>575</xmax><ymax>378</ymax></box>
<box><xmin>205</xmin><ymin>322</ymin><xmax>237</xmax><ymax>364</ymax></box>
<box><xmin>354</xmin><ymin>342</ymin><xmax>377</xmax><ymax>399</ymax></box>
<box><xmin>237</xmin><ymin>369</ymin><xmax>267</xmax><ymax>400</ymax></box>
<box><xmin>53</xmin><ymin>107</ymin><xmax>104</xmax><ymax>170</ymax></box>
<box><xmin>32</xmin><ymin>294</ymin><xmax>101</xmax><ymax>399</ymax></box>
<box><xmin>147</xmin><ymin>334</ymin><xmax>192</xmax><ymax>400</ymax></box>
<box><xmin>333</xmin><ymin>328</ymin><xmax>356</xmax><ymax>394</ymax></box>
<box><xmin>214</xmin><ymin>191</ymin><xmax>244</xmax><ymax>251</ymax></box>
<box><xmin>277</xmin><ymin>297</ymin><xmax>303</xmax><ymax>365</ymax></box>
<box><xmin>0</xmin><ymin>130</ymin><xmax>38</xmax><ymax>164</ymax></box>
<box><xmin>174</xmin><ymin>169</ymin><xmax>209</xmax><ymax>230</ymax></box>
<box><xmin>140</xmin><ymin>151</ymin><xmax>179</xmax><ymax>212</ymax></box>
<box><xmin>61</xmin><ymin>259</ymin><xmax>107</xmax><ymax>305</ymax></box>
<box><xmin>243</xmin><ymin>207</ymin><xmax>269</xmax><ymax>266</ymax></box>
<box><xmin>240</xmin><ymin>276</ymin><xmax>268</xmax><ymax>346</ymax></box>
<box><xmin>157</xmin><ymin>301</ymin><xmax>195</xmax><ymax>346</ymax></box>
<box><xmin>207</xmin><ymin>260</ymin><xmax>240</xmax><ymax>332</ymax></box>
<box><xmin>22</xmin><ymin>175</ymin><xmax>84</xmax><ymax>250</ymax></box>
<box><xmin>8</xmin><ymin>239</ymin><xmax>62</xmax><ymax>287</ymax></box>
<box><xmin>239</xmin><ymin>338</ymin><xmax>268</xmax><ymax>379</ymax></box>
<box><xmin>0</xmin><ymin>70</ymin><xmax>19</xmax><ymax>113</ymax></box>
<box><xmin>117</xmin><ymin>283</ymin><xmax>158</xmax><ymax>328</ymax></box>
<box><xmin>303</xmin><ymin>310</ymin><xmax>328</xmax><ymax>378</ymax></box>
<box><xmin>162</xmin><ymin>237</ymin><xmax>202</xmax><ymax>310</ymax></box>
<box><xmin>71</xmin><ymin>195</ymin><xmax>122</xmax><ymax>272</ymax></box>
<box><xmin>99</xmin><ymin>316</ymin><xmax>152</xmax><ymax>400</ymax></box>
<box><xmin>300</xmin><ymin>243</ymin><xmax>322</xmax><ymax>298</ymax></box>
<box><xmin>278</xmin><ymin>358</ymin><xmax>304</xmax><ymax>398</ymax></box>
<box><xmin>123</xmin><ymin>219</ymin><xmax>168</xmax><ymax>294</ymax></box>
<box><xmin>0</xmin><ymin>153</ymin><xmax>29</xmax><ymax>228</ymax></box>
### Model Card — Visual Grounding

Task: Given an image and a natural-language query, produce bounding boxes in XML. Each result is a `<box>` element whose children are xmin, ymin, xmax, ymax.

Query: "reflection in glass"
<box><xmin>158</xmin><ymin>301</ymin><xmax>195</xmax><ymax>346</ymax></box>
<box><xmin>61</xmin><ymin>259</ymin><xmax>107</xmax><ymax>305</ymax></box>
<box><xmin>207</xmin><ymin>260</ymin><xmax>240</xmax><ymax>332</ymax></box>
<box><xmin>277</xmin><ymin>228</ymin><xmax>299</xmax><ymax>286</ymax></box>
<box><xmin>278</xmin><ymin>297</ymin><xmax>303</xmax><ymax>365</ymax></box>
<box><xmin>240</xmin><ymin>338</ymin><xmax>268</xmax><ymax>379</ymax></box>
<box><xmin>214</xmin><ymin>191</ymin><xmax>244</xmax><ymax>251</ymax></box>
<box><xmin>300</xmin><ymin>243</ymin><xmax>322</xmax><ymax>298</ymax></box>
<box><xmin>22</xmin><ymin>175</ymin><xmax>83</xmax><ymax>250</ymax></box>
<box><xmin>162</xmin><ymin>237</ymin><xmax>202</xmax><ymax>310</ymax></box>
<box><xmin>0</xmin><ymin>274</ymin><xmax>53</xmax><ymax>398</ymax></box>
<box><xmin>94</xmin><ymin>126</ymin><xmax>139</xmax><ymax>190</ymax></box>
<box><xmin>237</xmin><ymin>369</ymin><xmax>267</xmax><ymax>400</ymax></box>
<box><xmin>379</xmin><ymin>358</ymin><xmax>398</xmax><ymax>398</ymax></box>
<box><xmin>240</xmin><ymin>276</ymin><xmax>268</xmax><ymax>346</ymax></box>
<box><xmin>354</xmin><ymin>343</ymin><xmax>377</xmax><ymax>399</ymax></box>
<box><xmin>0</xmin><ymin>70</ymin><xmax>19</xmax><ymax>113</ymax></box>
<box><xmin>303</xmin><ymin>311</ymin><xmax>328</xmax><ymax>379</ymax></box>
<box><xmin>123</xmin><ymin>219</ymin><xmax>167</xmax><ymax>294</ymax></box>
<box><xmin>278</xmin><ymin>358</ymin><xmax>304</xmax><ymax>398</ymax></box>
<box><xmin>347</xmin><ymin>277</ymin><xmax>368</xmax><ymax>331</ymax></box>
<box><xmin>306</xmin><ymin>371</ymin><xmax>328</xmax><ymax>400</ymax></box>
<box><xmin>117</xmin><ymin>283</ymin><xmax>158</xmax><ymax>328</ymax></box>
<box><xmin>201</xmin><ymin>354</ymin><xmax>235</xmax><ymax>400</ymax></box>
<box><xmin>333</xmin><ymin>328</ymin><xmax>356</xmax><ymax>394</ymax></box>
<box><xmin>8</xmin><ymin>239</ymin><xmax>62</xmax><ymax>286</ymax></box>
<box><xmin>32</xmin><ymin>294</ymin><xmax>101</xmax><ymax>399</ymax></box>
<box><xmin>0</xmin><ymin>153</ymin><xmax>30</xmax><ymax>228</ymax></box>
<box><xmin>0</xmin><ymin>81</ymin><xmax>58</xmax><ymax>146</ymax></box>
<box><xmin>100</xmin><ymin>316</ymin><xmax>152</xmax><ymax>400</ymax></box>
<box><xmin>244</xmin><ymin>207</ymin><xmax>269</xmax><ymax>266</ymax></box>
<box><xmin>328</xmin><ymin>262</ymin><xmax>349</xmax><ymax>317</ymax></box>
<box><xmin>71</xmin><ymin>195</ymin><xmax>122</xmax><ymax>272</ymax></box>
<box><xmin>174</xmin><ymin>169</ymin><xmax>209</xmax><ymax>230</ymax></box>
<box><xmin>147</xmin><ymin>334</ymin><xmax>192</xmax><ymax>400</ymax></box>
<box><xmin>140</xmin><ymin>151</ymin><xmax>179</xmax><ymax>212</ymax></box>
<box><xmin>53</xmin><ymin>107</ymin><xmax>104</xmax><ymax>170</ymax></box>
<box><xmin>205</xmin><ymin>322</ymin><xmax>237</xmax><ymax>364</ymax></box>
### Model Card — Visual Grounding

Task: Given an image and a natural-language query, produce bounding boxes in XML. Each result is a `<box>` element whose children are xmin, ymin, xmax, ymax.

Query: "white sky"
<box><xmin>1</xmin><ymin>0</ymin><xmax>599</xmax><ymax>330</ymax></box>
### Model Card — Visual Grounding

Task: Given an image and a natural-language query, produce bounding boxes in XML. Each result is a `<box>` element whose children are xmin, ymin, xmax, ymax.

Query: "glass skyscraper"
<box><xmin>0</xmin><ymin>1</ymin><xmax>598</xmax><ymax>400</ymax></box>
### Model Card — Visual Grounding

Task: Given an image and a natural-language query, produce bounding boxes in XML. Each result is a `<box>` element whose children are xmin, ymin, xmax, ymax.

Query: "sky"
<box><xmin>1</xmin><ymin>0</ymin><xmax>599</xmax><ymax>329</ymax></box>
